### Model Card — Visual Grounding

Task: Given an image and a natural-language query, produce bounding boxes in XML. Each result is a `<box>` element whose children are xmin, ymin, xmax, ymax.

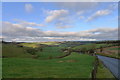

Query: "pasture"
<box><xmin>36</xmin><ymin>47</ymin><xmax>66</xmax><ymax>59</ymax></box>
<box><xmin>2</xmin><ymin>43</ymin><xmax>32</xmax><ymax>58</ymax></box>
<box><xmin>2</xmin><ymin>41</ymin><xmax>116</xmax><ymax>78</ymax></box>
<box><xmin>3</xmin><ymin>53</ymin><xmax>95</xmax><ymax>78</ymax></box>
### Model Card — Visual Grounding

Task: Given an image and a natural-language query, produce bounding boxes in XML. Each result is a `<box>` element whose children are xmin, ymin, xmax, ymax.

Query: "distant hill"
<box><xmin>2</xmin><ymin>43</ymin><xmax>32</xmax><ymax>58</ymax></box>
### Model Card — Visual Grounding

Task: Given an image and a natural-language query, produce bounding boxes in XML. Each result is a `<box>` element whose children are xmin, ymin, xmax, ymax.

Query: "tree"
<box><xmin>26</xmin><ymin>48</ymin><xmax>37</xmax><ymax>55</ymax></box>
<box><xmin>100</xmin><ymin>46</ymin><xmax>103</xmax><ymax>53</ymax></box>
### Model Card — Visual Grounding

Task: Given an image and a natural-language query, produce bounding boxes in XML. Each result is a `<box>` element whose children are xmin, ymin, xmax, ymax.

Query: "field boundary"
<box><xmin>91</xmin><ymin>56</ymin><xmax>99</xmax><ymax>79</ymax></box>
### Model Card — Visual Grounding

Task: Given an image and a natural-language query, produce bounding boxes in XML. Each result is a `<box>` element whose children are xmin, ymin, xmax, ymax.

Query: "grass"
<box><xmin>109</xmin><ymin>47</ymin><xmax>120</xmax><ymax>50</ymax></box>
<box><xmin>36</xmin><ymin>47</ymin><xmax>66</xmax><ymax>59</ymax></box>
<box><xmin>96</xmin><ymin>60</ymin><xmax>115</xmax><ymax>78</ymax></box>
<box><xmin>20</xmin><ymin>42</ymin><xmax>60</xmax><ymax>48</ymax></box>
<box><xmin>2</xmin><ymin>43</ymin><xmax>67</xmax><ymax>59</ymax></box>
<box><xmin>2</xmin><ymin>43</ymin><xmax>32</xmax><ymax>58</ymax></box>
<box><xmin>20</xmin><ymin>43</ymin><xmax>40</xmax><ymax>48</ymax></box>
<box><xmin>0</xmin><ymin>58</ymin><xmax>2</xmax><ymax>79</ymax></box>
<box><xmin>72</xmin><ymin>43</ymin><xmax>113</xmax><ymax>51</ymax></box>
<box><xmin>40</xmin><ymin>42</ymin><xmax>60</xmax><ymax>45</ymax></box>
<box><xmin>3</xmin><ymin>52</ymin><xmax>95</xmax><ymax>78</ymax></box>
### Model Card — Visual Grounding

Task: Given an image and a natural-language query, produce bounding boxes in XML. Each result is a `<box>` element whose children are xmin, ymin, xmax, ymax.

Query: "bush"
<box><xmin>36</xmin><ymin>46</ymin><xmax>43</xmax><ymax>52</ymax></box>
<box><xmin>26</xmin><ymin>48</ymin><xmax>38</xmax><ymax>55</ymax></box>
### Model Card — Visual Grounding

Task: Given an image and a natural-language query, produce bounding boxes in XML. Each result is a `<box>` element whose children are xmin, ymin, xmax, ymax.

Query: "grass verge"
<box><xmin>96</xmin><ymin>59</ymin><xmax>115</xmax><ymax>78</ymax></box>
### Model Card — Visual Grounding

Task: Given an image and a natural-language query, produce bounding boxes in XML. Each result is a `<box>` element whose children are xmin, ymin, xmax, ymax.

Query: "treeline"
<box><xmin>96</xmin><ymin>40</ymin><xmax>120</xmax><ymax>44</ymax></box>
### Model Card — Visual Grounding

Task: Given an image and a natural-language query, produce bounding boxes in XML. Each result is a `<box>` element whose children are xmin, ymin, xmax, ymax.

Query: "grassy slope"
<box><xmin>20</xmin><ymin>42</ymin><xmax>60</xmax><ymax>48</ymax></box>
<box><xmin>72</xmin><ymin>44</ymin><xmax>113</xmax><ymax>50</ymax></box>
<box><xmin>40</xmin><ymin>42</ymin><xmax>60</xmax><ymax>45</ymax></box>
<box><xmin>20</xmin><ymin>43</ymin><xmax>39</xmax><ymax>48</ymax></box>
<box><xmin>96</xmin><ymin>60</ymin><xmax>115</xmax><ymax>78</ymax></box>
<box><xmin>2</xmin><ymin>44</ymin><xmax>32</xmax><ymax>58</ymax></box>
<box><xmin>37</xmin><ymin>47</ymin><xmax>65</xmax><ymax>59</ymax></box>
<box><xmin>0</xmin><ymin>58</ymin><xmax>1</xmax><ymax>79</ymax></box>
<box><xmin>3</xmin><ymin>53</ymin><xmax>95</xmax><ymax>78</ymax></box>
<box><xmin>2</xmin><ymin>43</ymin><xmax>66</xmax><ymax>59</ymax></box>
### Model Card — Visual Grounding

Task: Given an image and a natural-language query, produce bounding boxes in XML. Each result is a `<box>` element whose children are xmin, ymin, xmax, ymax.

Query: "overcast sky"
<box><xmin>1</xmin><ymin>2</ymin><xmax>118</xmax><ymax>42</ymax></box>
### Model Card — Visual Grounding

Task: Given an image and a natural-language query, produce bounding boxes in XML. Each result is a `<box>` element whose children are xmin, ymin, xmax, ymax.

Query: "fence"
<box><xmin>91</xmin><ymin>56</ymin><xmax>99</xmax><ymax>80</ymax></box>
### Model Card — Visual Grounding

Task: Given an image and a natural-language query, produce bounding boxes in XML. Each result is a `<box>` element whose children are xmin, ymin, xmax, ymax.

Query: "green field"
<box><xmin>20</xmin><ymin>42</ymin><xmax>60</xmax><ymax>48</ymax></box>
<box><xmin>36</xmin><ymin>47</ymin><xmax>66</xmax><ymax>59</ymax></box>
<box><xmin>2</xmin><ymin>43</ymin><xmax>67</xmax><ymax>59</ymax></box>
<box><xmin>40</xmin><ymin>42</ymin><xmax>60</xmax><ymax>45</ymax></box>
<box><xmin>72</xmin><ymin>43</ymin><xmax>113</xmax><ymax>51</ymax></box>
<box><xmin>20</xmin><ymin>43</ymin><xmax>40</xmax><ymax>48</ymax></box>
<box><xmin>109</xmin><ymin>47</ymin><xmax>120</xmax><ymax>50</ymax></box>
<box><xmin>2</xmin><ymin>44</ymin><xmax>32</xmax><ymax>58</ymax></box>
<box><xmin>3</xmin><ymin>52</ymin><xmax>95</xmax><ymax>78</ymax></box>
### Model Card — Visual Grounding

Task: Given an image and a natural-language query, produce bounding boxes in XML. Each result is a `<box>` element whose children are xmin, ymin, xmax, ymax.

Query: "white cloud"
<box><xmin>14</xmin><ymin>19</ymin><xmax>45</xmax><ymax>27</ymax></box>
<box><xmin>22</xmin><ymin>22</ymin><xmax>45</xmax><ymax>27</ymax></box>
<box><xmin>56</xmin><ymin>25</ymin><xmax>73</xmax><ymax>29</ymax></box>
<box><xmin>45</xmin><ymin>9</ymin><xmax>73</xmax><ymax>29</ymax></box>
<box><xmin>45</xmin><ymin>9</ymin><xmax>68</xmax><ymax>23</ymax></box>
<box><xmin>76</xmin><ymin>11</ymin><xmax>85</xmax><ymax>20</ymax></box>
<box><xmin>87</xmin><ymin>9</ymin><xmax>111</xmax><ymax>21</ymax></box>
<box><xmin>25</xmin><ymin>4</ymin><xmax>33</xmax><ymax>12</ymax></box>
<box><xmin>77</xmin><ymin>11</ymin><xmax>84</xmax><ymax>15</ymax></box>
<box><xmin>2</xmin><ymin>21</ymin><xmax>44</xmax><ymax>37</ymax></box>
<box><xmin>2</xmin><ymin>21</ymin><xmax>118</xmax><ymax>42</ymax></box>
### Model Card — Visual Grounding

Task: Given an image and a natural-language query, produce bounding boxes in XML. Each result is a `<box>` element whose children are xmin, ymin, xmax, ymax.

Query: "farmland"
<box><xmin>36</xmin><ymin>47</ymin><xmax>66</xmax><ymax>59</ymax></box>
<box><xmin>3</xmin><ymin>50</ymin><xmax>95</xmax><ymax>78</ymax></box>
<box><xmin>2</xmin><ymin>42</ymin><xmax>95</xmax><ymax>78</ymax></box>
<box><xmin>2</xmin><ymin>43</ymin><xmax>32</xmax><ymax>58</ymax></box>
<box><xmin>96</xmin><ymin>46</ymin><xmax>120</xmax><ymax>59</ymax></box>
<box><xmin>2</xmin><ymin>40</ymin><xmax>118</xmax><ymax>78</ymax></box>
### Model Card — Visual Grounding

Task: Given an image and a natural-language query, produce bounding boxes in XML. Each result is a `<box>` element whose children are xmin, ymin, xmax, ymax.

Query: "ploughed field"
<box><xmin>2</xmin><ymin>43</ymin><xmax>95</xmax><ymax>78</ymax></box>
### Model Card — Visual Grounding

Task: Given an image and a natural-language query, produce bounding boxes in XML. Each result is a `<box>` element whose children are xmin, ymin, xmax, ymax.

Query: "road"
<box><xmin>97</xmin><ymin>55</ymin><xmax>120</xmax><ymax>79</ymax></box>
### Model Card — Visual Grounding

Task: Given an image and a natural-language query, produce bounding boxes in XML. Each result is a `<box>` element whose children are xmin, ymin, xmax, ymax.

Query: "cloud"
<box><xmin>45</xmin><ymin>9</ymin><xmax>74</xmax><ymax>29</ymax></box>
<box><xmin>9</xmin><ymin>37</ymin><xmax>96</xmax><ymax>42</ymax></box>
<box><xmin>80</xmin><ymin>28</ymin><xmax>118</xmax><ymax>40</ymax></box>
<box><xmin>87</xmin><ymin>9</ymin><xmax>111</xmax><ymax>21</ymax></box>
<box><xmin>14</xmin><ymin>20</ymin><xmax>45</xmax><ymax>27</ymax></box>
<box><xmin>76</xmin><ymin>11</ymin><xmax>84</xmax><ymax>15</ymax></box>
<box><xmin>56</xmin><ymin>2</ymin><xmax>98</xmax><ymax>12</ymax></box>
<box><xmin>56</xmin><ymin>25</ymin><xmax>73</xmax><ymax>29</ymax></box>
<box><xmin>2</xmin><ymin>21</ymin><xmax>118</xmax><ymax>42</ymax></box>
<box><xmin>76</xmin><ymin>11</ymin><xmax>85</xmax><ymax>20</ymax></box>
<box><xmin>45</xmin><ymin>9</ymin><xmax>68</xmax><ymax>23</ymax></box>
<box><xmin>25</xmin><ymin>4</ymin><xmax>33</xmax><ymax>12</ymax></box>
<box><xmin>2</xmin><ymin>21</ymin><xmax>44</xmax><ymax>37</ymax></box>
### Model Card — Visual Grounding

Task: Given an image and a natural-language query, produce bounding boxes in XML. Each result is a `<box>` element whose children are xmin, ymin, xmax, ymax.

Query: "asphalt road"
<box><xmin>97</xmin><ymin>55</ymin><xmax>120</xmax><ymax>79</ymax></box>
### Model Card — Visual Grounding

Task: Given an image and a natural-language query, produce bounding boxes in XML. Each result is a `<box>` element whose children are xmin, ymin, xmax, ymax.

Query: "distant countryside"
<box><xmin>1</xmin><ymin>2</ymin><xmax>119</xmax><ymax>79</ymax></box>
<box><xmin>1</xmin><ymin>40</ymin><xmax>120</xmax><ymax>79</ymax></box>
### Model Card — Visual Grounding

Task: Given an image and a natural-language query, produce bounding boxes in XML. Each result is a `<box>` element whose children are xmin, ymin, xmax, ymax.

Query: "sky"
<box><xmin>1</xmin><ymin>2</ymin><xmax>118</xmax><ymax>42</ymax></box>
